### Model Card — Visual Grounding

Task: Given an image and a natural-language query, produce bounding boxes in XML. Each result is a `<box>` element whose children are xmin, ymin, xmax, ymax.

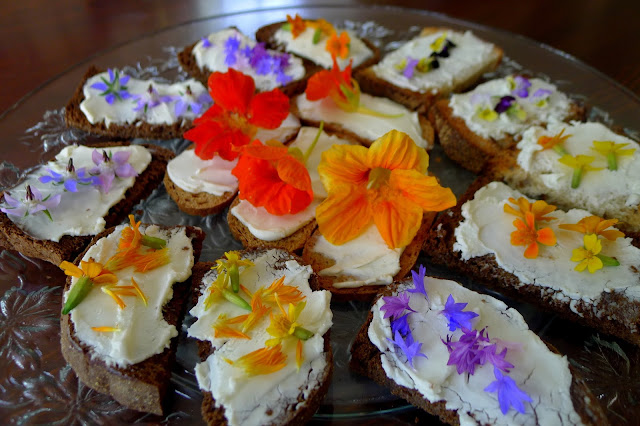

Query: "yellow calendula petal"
<box><xmin>102</xmin><ymin>287</ymin><xmax>126</xmax><ymax>309</ymax></box>
<box><xmin>318</xmin><ymin>144</ymin><xmax>369</xmax><ymax>192</ymax></box>
<box><xmin>59</xmin><ymin>261</ymin><xmax>83</xmax><ymax>278</ymax></box>
<box><xmin>92</xmin><ymin>273</ymin><xmax>118</xmax><ymax>285</ymax></box>
<box><xmin>316</xmin><ymin>186</ymin><xmax>372</xmax><ymax>245</ymax></box>
<box><xmin>91</xmin><ymin>326</ymin><xmax>120</xmax><ymax>332</ymax></box>
<box><xmin>372</xmin><ymin>198</ymin><xmax>424</xmax><ymax>249</ymax></box>
<box><xmin>366</xmin><ymin>130</ymin><xmax>429</xmax><ymax>173</ymax></box>
<box><xmin>82</xmin><ymin>260</ymin><xmax>104</xmax><ymax>279</ymax></box>
<box><xmin>233</xmin><ymin>345</ymin><xmax>287</xmax><ymax>376</ymax></box>
<box><xmin>130</xmin><ymin>277</ymin><xmax>148</xmax><ymax>306</ymax></box>
<box><xmin>388</xmin><ymin>170</ymin><xmax>456</xmax><ymax>212</ymax></box>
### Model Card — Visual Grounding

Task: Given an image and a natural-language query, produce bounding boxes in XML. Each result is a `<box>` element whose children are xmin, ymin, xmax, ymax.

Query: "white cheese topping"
<box><xmin>371</xmin><ymin>30</ymin><xmax>498</xmax><ymax>94</ymax></box>
<box><xmin>295</xmin><ymin>93</ymin><xmax>428</xmax><ymax>148</ymax></box>
<box><xmin>188</xmin><ymin>250</ymin><xmax>332</xmax><ymax>426</ymax></box>
<box><xmin>510</xmin><ymin>121</ymin><xmax>640</xmax><ymax>227</ymax></box>
<box><xmin>368</xmin><ymin>277</ymin><xmax>583</xmax><ymax>425</ymax></box>
<box><xmin>4</xmin><ymin>145</ymin><xmax>151</xmax><ymax>242</ymax></box>
<box><xmin>453</xmin><ymin>182</ymin><xmax>640</xmax><ymax>303</ymax></box>
<box><xmin>312</xmin><ymin>224</ymin><xmax>404</xmax><ymax>288</ymax></box>
<box><xmin>80</xmin><ymin>72</ymin><xmax>209</xmax><ymax>127</ymax></box>
<box><xmin>65</xmin><ymin>224</ymin><xmax>194</xmax><ymax>367</ymax></box>
<box><xmin>167</xmin><ymin>149</ymin><xmax>238</xmax><ymax>196</ymax></box>
<box><xmin>449</xmin><ymin>77</ymin><xmax>571</xmax><ymax>140</ymax></box>
<box><xmin>192</xmin><ymin>28</ymin><xmax>306</xmax><ymax>92</ymax></box>
<box><xmin>254</xmin><ymin>112</ymin><xmax>301</xmax><ymax>144</ymax></box>
<box><xmin>273</xmin><ymin>26</ymin><xmax>373</xmax><ymax>69</ymax></box>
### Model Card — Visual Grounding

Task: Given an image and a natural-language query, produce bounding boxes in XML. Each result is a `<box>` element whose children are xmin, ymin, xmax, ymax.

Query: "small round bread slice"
<box><xmin>163</xmin><ymin>172</ymin><xmax>235</xmax><ymax>217</ymax></box>
<box><xmin>302</xmin><ymin>211</ymin><xmax>436</xmax><ymax>302</ymax></box>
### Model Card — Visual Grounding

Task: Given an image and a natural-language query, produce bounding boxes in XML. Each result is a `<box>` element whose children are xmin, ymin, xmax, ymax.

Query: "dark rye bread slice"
<box><xmin>226</xmin><ymin>196</ymin><xmax>317</xmax><ymax>253</ymax></box>
<box><xmin>0</xmin><ymin>142</ymin><xmax>173</xmax><ymax>265</ymax></box>
<box><xmin>301</xmin><ymin>211</ymin><xmax>436</xmax><ymax>302</ymax></box>
<box><xmin>429</xmin><ymin>97</ymin><xmax>587</xmax><ymax>174</ymax></box>
<box><xmin>65</xmin><ymin>65</ymin><xmax>196</xmax><ymax>139</ymax></box>
<box><xmin>190</xmin><ymin>250</ymin><xmax>333</xmax><ymax>425</ymax></box>
<box><xmin>60</xmin><ymin>224</ymin><xmax>205</xmax><ymax>415</ymax></box>
<box><xmin>355</xmin><ymin>27</ymin><xmax>503</xmax><ymax>113</ymax></box>
<box><xmin>424</xmin><ymin>176</ymin><xmax>640</xmax><ymax>347</ymax></box>
<box><xmin>255</xmin><ymin>20</ymin><xmax>380</xmax><ymax>74</ymax></box>
<box><xmin>349</xmin><ymin>283</ymin><xmax>609</xmax><ymax>426</ymax></box>
<box><xmin>163</xmin><ymin>172</ymin><xmax>235</xmax><ymax>217</ymax></box>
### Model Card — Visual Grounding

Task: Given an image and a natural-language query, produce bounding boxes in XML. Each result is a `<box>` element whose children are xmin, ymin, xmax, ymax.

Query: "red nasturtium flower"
<box><xmin>183</xmin><ymin>69</ymin><xmax>290</xmax><ymax>161</ymax></box>
<box><xmin>232</xmin><ymin>140</ymin><xmax>314</xmax><ymax>215</ymax></box>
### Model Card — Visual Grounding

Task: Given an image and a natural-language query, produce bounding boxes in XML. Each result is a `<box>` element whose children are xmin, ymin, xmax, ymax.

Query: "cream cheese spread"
<box><xmin>188</xmin><ymin>249</ymin><xmax>332</xmax><ymax>426</ymax></box>
<box><xmin>4</xmin><ymin>145</ymin><xmax>151</xmax><ymax>242</ymax></box>
<box><xmin>65</xmin><ymin>224</ymin><xmax>194</xmax><ymax>367</ymax></box>
<box><xmin>453</xmin><ymin>182</ymin><xmax>640</xmax><ymax>303</ymax></box>
<box><xmin>193</xmin><ymin>28</ymin><xmax>305</xmax><ymax>92</ymax></box>
<box><xmin>167</xmin><ymin>149</ymin><xmax>238</xmax><ymax>196</ymax></box>
<box><xmin>80</xmin><ymin>72</ymin><xmax>209</xmax><ymax>127</ymax></box>
<box><xmin>368</xmin><ymin>276</ymin><xmax>584</xmax><ymax>425</ymax></box>
<box><xmin>449</xmin><ymin>77</ymin><xmax>570</xmax><ymax>140</ymax></box>
<box><xmin>295</xmin><ymin>93</ymin><xmax>428</xmax><ymax>148</ymax></box>
<box><xmin>273</xmin><ymin>26</ymin><xmax>373</xmax><ymax>69</ymax></box>
<box><xmin>371</xmin><ymin>30</ymin><xmax>497</xmax><ymax>93</ymax></box>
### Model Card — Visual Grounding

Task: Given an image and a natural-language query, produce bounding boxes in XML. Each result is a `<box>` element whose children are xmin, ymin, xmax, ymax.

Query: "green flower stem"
<box><xmin>141</xmin><ymin>235</ymin><xmax>167</xmax><ymax>249</ymax></box>
<box><xmin>553</xmin><ymin>145</ymin><xmax>569</xmax><ymax>156</ymax></box>
<box><xmin>303</xmin><ymin>121</ymin><xmax>324</xmax><ymax>164</ymax></box>
<box><xmin>62</xmin><ymin>276</ymin><xmax>92</xmax><ymax>315</ymax></box>
<box><xmin>571</xmin><ymin>167</ymin><xmax>583</xmax><ymax>189</ymax></box>
<box><xmin>597</xmin><ymin>254</ymin><xmax>620</xmax><ymax>267</ymax></box>
<box><xmin>293</xmin><ymin>326</ymin><xmax>314</xmax><ymax>340</ymax></box>
<box><xmin>222</xmin><ymin>289</ymin><xmax>251</xmax><ymax>311</ymax></box>
<box><xmin>229</xmin><ymin>264</ymin><xmax>240</xmax><ymax>293</ymax></box>
<box><xmin>312</xmin><ymin>28</ymin><xmax>322</xmax><ymax>44</ymax></box>
<box><xmin>607</xmin><ymin>152</ymin><xmax>618</xmax><ymax>171</ymax></box>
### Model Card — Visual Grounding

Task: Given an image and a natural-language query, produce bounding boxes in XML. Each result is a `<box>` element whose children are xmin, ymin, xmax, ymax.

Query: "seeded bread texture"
<box><xmin>349</xmin><ymin>283</ymin><xmax>609</xmax><ymax>426</ymax></box>
<box><xmin>424</xmin><ymin>176</ymin><xmax>640</xmax><ymax>347</ymax></box>
<box><xmin>355</xmin><ymin>27</ymin><xmax>503</xmax><ymax>113</ymax></box>
<box><xmin>301</xmin><ymin>212</ymin><xmax>436</xmax><ymax>302</ymax></box>
<box><xmin>60</xmin><ymin>224</ymin><xmax>205</xmax><ymax>415</ymax></box>
<box><xmin>429</xmin><ymin>98</ymin><xmax>587</xmax><ymax>173</ymax></box>
<box><xmin>65</xmin><ymin>65</ymin><xmax>196</xmax><ymax>139</ymax></box>
<box><xmin>0</xmin><ymin>142</ymin><xmax>174</xmax><ymax>265</ymax></box>
<box><xmin>226</xmin><ymin>196</ymin><xmax>318</xmax><ymax>253</ymax></box>
<box><xmin>190</xmin><ymin>250</ymin><xmax>333</xmax><ymax>425</ymax></box>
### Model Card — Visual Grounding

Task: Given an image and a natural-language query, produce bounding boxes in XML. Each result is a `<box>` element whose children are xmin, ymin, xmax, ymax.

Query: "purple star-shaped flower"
<box><xmin>1</xmin><ymin>185</ymin><xmax>61</xmax><ymax>221</ymax></box>
<box><xmin>132</xmin><ymin>84</ymin><xmax>171</xmax><ymax>113</ymax></box>
<box><xmin>402</xmin><ymin>56</ymin><xmax>419</xmax><ymax>79</ymax></box>
<box><xmin>531</xmin><ymin>88</ymin><xmax>552</xmax><ymax>99</ymax></box>
<box><xmin>90</xmin><ymin>68</ymin><xmax>131</xmax><ymax>104</ymax></box>
<box><xmin>381</xmin><ymin>292</ymin><xmax>415</xmax><ymax>320</ymax></box>
<box><xmin>254</xmin><ymin>54</ymin><xmax>275</xmax><ymax>76</ymax></box>
<box><xmin>443</xmin><ymin>327</ymin><xmax>490</xmax><ymax>375</ymax></box>
<box><xmin>494</xmin><ymin>95</ymin><xmax>516</xmax><ymax>114</ymax></box>
<box><xmin>201</xmin><ymin>37</ymin><xmax>212</xmax><ymax>48</ymax></box>
<box><xmin>408</xmin><ymin>264</ymin><xmax>428</xmax><ymax>299</ymax></box>
<box><xmin>174</xmin><ymin>85</ymin><xmax>213</xmax><ymax>117</ymax></box>
<box><xmin>39</xmin><ymin>162</ymin><xmax>97</xmax><ymax>192</ymax></box>
<box><xmin>511</xmin><ymin>76</ymin><xmax>531</xmax><ymax>98</ymax></box>
<box><xmin>391</xmin><ymin>313</ymin><xmax>411</xmax><ymax>337</ymax></box>
<box><xmin>441</xmin><ymin>294</ymin><xmax>479</xmax><ymax>332</ymax></box>
<box><xmin>224</xmin><ymin>35</ymin><xmax>241</xmax><ymax>66</ymax></box>
<box><xmin>249</xmin><ymin>43</ymin><xmax>269</xmax><ymax>69</ymax></box>
<box><xmin>484</xmin><ymin>367</ymin><xmax>532</xmax><ymax>415</ymax></box>
<box><xmin>90</xmin><ymin>149</ymin><xmax>138</xmax><ymax>193</ymax></box>
<box><xmin>387</xmin><ymin>330</ymin><xmax>427</xmax><ymax>368</ymax></box>
<box><xmin>480</xmin><ymin>344</ymin><xmax>514</xmax><ymax>373</ymax></box>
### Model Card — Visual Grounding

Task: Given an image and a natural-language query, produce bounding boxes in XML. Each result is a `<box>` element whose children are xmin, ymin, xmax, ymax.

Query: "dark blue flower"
<box><xmin>494</xmin><ymin>95</ymin><xmax>516</xmax><ymax>114</ymax></box>
<box><xmin>484</xmin><ymin>367</ymin><xmax>532</xmax><ymax>415</ymax></box>
<box><xmin>391</xmin><ymin>313</ymin><xmax>411</xmax><ymax>337</ymax></box>
<box><xmin>441</xmin><ymin>294</ymin><xmax>479</xmax><ymax>332</ymax></box>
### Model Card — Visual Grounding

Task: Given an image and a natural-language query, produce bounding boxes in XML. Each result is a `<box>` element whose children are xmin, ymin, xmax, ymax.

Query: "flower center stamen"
<box><xmin>367</xmin><ymin>167</ymin><xmax>391</xmax><ymax>190</ymax></box>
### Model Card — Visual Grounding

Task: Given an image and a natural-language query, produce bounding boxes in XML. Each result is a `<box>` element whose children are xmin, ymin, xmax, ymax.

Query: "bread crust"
<box><xmin>355</xmin><ymin>27</ymin><xmax>503</xmax><ymax>113</ymax></box>
<box><xmin>164</xmin><ymin>172</ymin><xmax>235</xmax><ymax>217</ymax></box>
<box><xmin>349</xmin><ymin>282</ymin><xmax>609</xmax><ymax>426</ymax></box>
<box><xmin>0</xmin><ymin>142</ymin><xmax>174</xmax><ymax>265</ymax></box>
<box><xmin>65</xmin><ymin>66</ymin><xmax>197</xmax><ymax>139</ymax></box>
<box><xmin>60</xmin><ymin>224</ymin><xmax>205</xmax><ymax>415</ymax></box>
<box><xmin>424</xmin><ymin>176</ymin><xmax>640</xmax><ymax>346</ymax></box>
<box><xmin>301</xmin><ymin>211</ymin><xmax>436</xmax><ymax>302</ymax></box>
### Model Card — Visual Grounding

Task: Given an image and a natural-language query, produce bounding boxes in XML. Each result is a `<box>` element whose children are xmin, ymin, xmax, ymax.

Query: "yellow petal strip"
<box><xmin>233</xmin><ymin>344</ymin><xmax>287</xmax><ymax>376</ymax></box>
<box><xmin>91</xmin><ymin>326</ymin><xmax>121</xmax><ymax>332</ymax></box>
<box><xmin>130</xmin><ymin>277</ymin><xmax>148</xmax><ymax>306</ymax></box>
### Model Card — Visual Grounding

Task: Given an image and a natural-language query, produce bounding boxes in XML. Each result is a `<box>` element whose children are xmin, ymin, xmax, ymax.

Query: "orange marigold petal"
<box><xmin>367</xmin><ymin>130</ymin><xmax>429</xmax><ymax>173</ymax></box>
<box><xmin>558</xmin><ymin>223</ymin><xmax>585</xmax><ymax>233</ymax></box>
<box><xmin>388</xmin><ymin>170</ymin><xmax>456</xmax><ymax>212</ymax></box>
<box><xmin>537</xmin><ymin>227</ymin><xmax>557</xmax><ymax>246</ymax></box>
<box><xmin>317</xmin><ymin>144</ymin><xmax>369</xmax><ymax>191</ymax></box>
<box><xmin>524</xmin><ymin>242</ymin><xmax>539</xmax><ymax>259</ymax></box>
<box><xmin>600</xmin><ymin>229</ymin><xmax>625</xmax><ymax>241</ymax></box>
<box><xmin>372</xmin><ymin>198</ymin><xmax>423</xmax><ymax>249</ymax></box>
<box><xmin>60</xmin><ymin>261</ymin><xmax>82</xmax><ymax>278</ymax></box>
<box><xmin>316</xmin><ymin>187</ymin><xmax>372</xmax><ymax>245</ymax></box>
<box><xmin>247</xmin><ymin>89</ymin><xmax>290</xmax><ymax>130</ymax></box>
<box><xmin>235</xmin><ymin>345</ymin><xmax>287</xmax><ymax>376</ymax></box>
<box><xmin>207</xmin><ymin>69</ymin><xmax>254</xmax><ymax>114</ymax></box>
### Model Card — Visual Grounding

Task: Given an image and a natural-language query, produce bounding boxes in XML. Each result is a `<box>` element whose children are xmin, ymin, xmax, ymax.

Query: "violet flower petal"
<box><xmin>381</xmin><ymin>293</ymin><xmax>415</xmax><ymax>319</ymax></box>
<box><xmin>494</xmin><ymin>96</ymin><xmax>515</xmax><ymax>114</ymax></box>
<box><xmin>408</xmin><ymin>264</ymin><xmax>428</xmax><ymax>299</ymax></box>
<box><xmin>441</xmin><ymin>294</ymin><xmax>479</xmax><ymax>332</ymax></box>
<box><xmin>112</xmin><ymin>150</ymin><xmax>131</xmax><ymax>164</ymax></box>
<box><xmin>484</xmin><ymin>367</ymin><xmax>532</xmax><ymax>415</ymax></box>
<box><xmin>92</xmin><ymin>149</ymin><xmax>103</xmax><ymax>166</ymax></box>
<box><xmin>105</xmin><ymin>93</ymin><xmax>115</xmax><ymax>105</ymax></box>
<box><xmin>3</xmin><ymin>194</ymin><xmax>21</xmax><ymax>208</ymax></box>
<box><xmin>90</xmin><ymin>82</ymin><xmax>109</xmax><ymax>91</ymax></box>
<box><xmin>114</xmin><ymin>163</ymin><xmax>137</xmax><ymax>178</ymax></box>
<box><xmin>532</xmin><ymin>88</ymin><xmax>552</xmax><ymax>98</ymax></box>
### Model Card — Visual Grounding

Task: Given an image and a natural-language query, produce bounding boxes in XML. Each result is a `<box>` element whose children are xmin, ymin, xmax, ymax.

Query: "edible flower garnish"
<box><xmin>508</xmin><ymin>76</ymin><xmax>531</xmax><ymax>98</ymax></box>
<box><xmin>326</xmin><ymin>31</ymin><xmax>350</xmax><ymax>59</ymax></box>
<box><xmin>591</xmin><ymin>140</ymin><xmax>635</xmax><ymax>171</ymax></box>
<box><xmin>285</xmin><ymin>14</ymin><xmax>306</xmax><ymax>38</ymax></box>
<box><xmin>484</xmin><ymin>367</ymin><xmax>532</xmax><ymax>415</ymax></box>
<box><xmin>442</xmin><ymin>327</ymin><xmax>490</xmax><ymax>375</ymax></box>
<box><xmin>258</xmin><ymin>275</ymin><xmax>305</xmax><ymax>305</ymax></box>
<box><xmin>228</xmin><ymin>344</ymin><xmax>287</xmax><ymax>376</ymax></box>
<box><xmin>174</xmin><ymin>85</ymin><xmax>212</xmax><ymax>117</ymax></box>
<box><xmin>503</xmin><ymin>197</ymin><xmax>557</xmax><ymax>222</ymax></box>
<box><xmin>184</xmin><ymin>69</ymin><xmax>290</xmax><ymax>161</ymax></box>
<box><xmin>204</xmin><ymin>272</ymin><xmax>252</xmax><ymax>311</ymax></box>
<box><xmin>90</xmin><ymin>149</ymin><xmax>138</xmax><ymax>193</ymax></box>
<box><xmin>60</xmin><ymin>259</ymin><xmax>118</xmax><ymax>314</ymax></box>
<box><xmin>510</xmin><ymin>212</ymin><xmax>556</xmax><ymax>259</ymax></box>
<box><xmin>559</xmin><ymin>215</ymin><xmax>625</xmax><ymax>241</ymax></box>
<box><xmin>1</xmin><ymin>185</ymin><xmax>61</xmax><ymax>221</ymax></box>
<box><xmin>241</xmin><ymin>293</ymin><xmax>271</xmax><ymax>333</ymax></box>
<box><xmin>387</xmin><ymin>330</ymin><xmax>427</xmax><ymax>369</ymax></box>
<box><xmin>571</xmin><ymin>233</ymin><xmax>619</xmax><ymax>273</ymax></box>
<box><xmin>537</xmin><ymin>128</ymin><xmax>571</xmax><ymax>155</ymax></box>
<box><xmin>493</xmin><ymin>95</ymin><xmax>526</xmax><ymax>120</ymax></box>
<box><xmin>440</xmin><ymin>294</ymin><xmax>479</xmax><ymax>332</ymax></box>
<box><xmin>39</xmin><ymin>159</ymin><xmax>98</xmax><ymax>192</ymax></box>
<box><xmin>232</xmin><ymin>140</ymin><xmax>314</xmax><ymax>215</ymax></box>
<box><xmin>531</xmin><ymin>88</ymin><xmax>552</xmax><ymax>107</ymax></box>
<box><xmin>381</xmin><ymin>293</ymin><xmax>415</xmax><ymax>320</ymax></box>
<box><xmin>101</xmin><ymin>282</ymin><xmax>145</xmax><ymax>310</ymax></box>
<box><xmin>213</xmin><ymin>313</ymin><xmax>250</xmax><ymax>339</ymax></box>
<box><xmin>265</xmin><ymin>300</ymin><xmax>314</xmax><ymax>369</ymax></box>
<box><xmin>407</xmin><ymin>264</ymin><xmax>428</xmax><ymax>299</ymax></box>
<box><xmin>430</xmin><ymin>33</ymin><xmax>456</xmax><ymax>57</ymax></box>
<box><xmin>558</xmin><ymin>154</ymin><xmax>603</xmax><ymax>189</ymax></box>
<box><xmin>90</xmin><ymin>69</ymin><xmax>131</xmax><ymax>104</ymax></box>
<box><xmin>91</xmin><ymin>326</ymin><xmax>120</xmax><ymax>333</ymax></box>
<box><xmin>133</xmin><ymin>84</ymin><xmax>171</xmax><ymax>113</ymax></box>
<box><xmin>391</xmin><ymin>313</ymin><xmax>411</xmax><ymax>337</ymax></box>
<box><xmin>215</xmin><ymin>251</ymin><xmax>254</xmax><ymax>293</ymax></box>
<box><xmin>316</xmin><ymin>130</ymin><xmax>456</xmax><ymax>248</ymax></box>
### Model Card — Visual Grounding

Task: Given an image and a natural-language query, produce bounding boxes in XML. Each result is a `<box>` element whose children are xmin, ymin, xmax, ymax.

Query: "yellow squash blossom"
<box><xmin>571</xmin><ymin>234</ymin><xmax>604</xmax><ymax>273</ymax></box>
<box><xmin>216</xmin><ymin>251</ymin><xmax>254</xmax><ymax>293</ymax></box>
<box><xmin>316</xmin><ymin>130</ymin><xmax>456</xmax><ymax>249</ymax></box>
<box><xmin>60</xmin><ymin>259</ymin><xmax>118</xmax><ymax>314</ymax></box>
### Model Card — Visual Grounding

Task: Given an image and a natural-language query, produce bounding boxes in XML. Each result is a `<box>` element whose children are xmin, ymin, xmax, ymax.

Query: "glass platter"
<box><xmin>1</xmin><ymin>5</ymin><xmax>640</xmax><ymax>425</ymax></box>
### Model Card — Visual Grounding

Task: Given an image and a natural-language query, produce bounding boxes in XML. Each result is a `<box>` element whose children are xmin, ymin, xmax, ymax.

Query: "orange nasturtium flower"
<box><xmin>232</xmin><ymin>140</ymin><xmax>314</xmax><ymax>215</ymax></box>
<box><xmin>537</xmin><ymin>128</ymin><xmax>571</xmax><ymax>155</ymax></box>
<box><xmin>326</xmin><ymin>31</ymin><xmax>350</xmax><ymax>59</ymax></box>
<box><xmin>503</xmin><ymin>197</ymin><xmax>557</xmax><ymax>222</ymax></box>
<box><xmin>559</xmin><ymin>215</ymin><xmax>625</xmax><ymax>241</ymax></box>
<box><xmin>286</xmin><ymin>14</ymin><xmax>306</xmax><ymax>38</ymax></box>
<box><xmin>510</xmin><ymin>212</ymin><xmax>557</xmax><ymax>259</ymax></box>
<box><xmin>315</xmin><ymin>130</ymin><xmax>456</xmax><ymax>249</ymax></box>
<box><xmin>184</xmin><ymin>69</ymin><xmax>290</xmax><ymax>161</ymax></box>
<box><xmin>228</xmin><ymin>344</ymin><xmax>288</xmax><ymax>376</ymax></box>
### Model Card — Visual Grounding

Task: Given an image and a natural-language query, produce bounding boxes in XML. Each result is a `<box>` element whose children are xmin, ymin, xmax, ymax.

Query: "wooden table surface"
<box><xmin>1</xmin><ymin>0</ymin><xmax>639</xmax><ymax>116</ymax></box>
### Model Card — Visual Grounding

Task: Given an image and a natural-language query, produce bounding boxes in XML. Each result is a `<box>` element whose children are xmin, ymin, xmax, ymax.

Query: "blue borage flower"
<box><xmin>89</xmin><ymin>149</ymin><xmax>138</xmax><ymax>193</ymax></box>
<box><xmin>222</xmin><ymin>35</ymin><xmax>294</xmax><ymax>84</ymax></box>
<box><xmin>1</xmin><ymin>185</ymin><xmax>61</xmax><ymax>221</ymax></box>
<box><xmin>174</xmin><ymin>85</ymin><xmax>213</xmax><ymax>117</ymax></box>
<box><xmin>90</xmin><ymin>69</ymin><xmax>131</xmax><ymax>105</ymax></box>
<box><xmin>132</xmin><ymin>84</ymin><xmax>173</xmax><ymax>114</ymax></box>
<box><xmin>39</xmin><ymin>158</ymin><xmax>98</xmax><ymax>192</ymax></box>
